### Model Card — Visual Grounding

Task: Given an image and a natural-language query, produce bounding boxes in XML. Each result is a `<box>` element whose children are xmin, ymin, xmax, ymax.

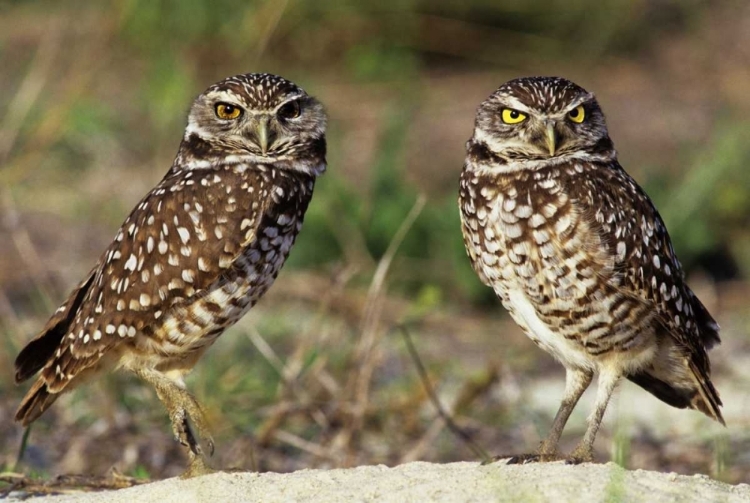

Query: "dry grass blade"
<box><xmin>0</xmin><ymin>468</ymin><xmax>147</xmax><ymax>498</ymax></box>
<box><xmin>273</xmin><ymin>430</ymin><xmax>334</xmax><ymax>461</ymax></box>
<box><xmin>247</xmin><ymin>325</ymin><xmax>288</xmax><ymax>377</ymax></box>
<box><xmin>12</xmin><ymin>425</ymin><xmax>32</xmax><ymax>474</ymax></box>
<box><xmin>0</xmin><ymin>19</ymin><xmax>59</xmax><ymax>165</ymax></box>
<box><xmin>252</xmin><ymin>0</ymin><xmax>290</xmax><ymax>65</ymax></box>
<box><xmin>398</xmin><ymin>324</ymin><xmax>491</xmax><ymax>463</ymax></box>
<box><xmin>336</xmin><ymin>195</ymin><xmax>427</xmax><ymax>459</ymax></box>
<box><xmin>0</xmin><ymin>22</ymin><xmax>62</xmax><ymax>315</ymax></box>
<box><xmin>246</xmin><ymin>326</ymin><xmax>332</xmax><ymax>429</ymax></box>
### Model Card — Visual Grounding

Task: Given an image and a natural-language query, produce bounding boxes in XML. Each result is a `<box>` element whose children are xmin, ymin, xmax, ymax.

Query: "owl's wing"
<box><xmin>571</xmin><ymin>162</ymin><xmax>723</xmax><ymax>422</ymax></box>
<box><xmin>15</xmin><ymin>167</ymin><xmax>282</xmax><ymax>395</ymax></box>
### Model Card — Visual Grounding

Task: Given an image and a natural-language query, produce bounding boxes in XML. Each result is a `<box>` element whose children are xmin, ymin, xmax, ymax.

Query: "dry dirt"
<box><xmin>6</xmin><ymin>461</ymin><xmax>750</xmax><ymax>503</ymax></box>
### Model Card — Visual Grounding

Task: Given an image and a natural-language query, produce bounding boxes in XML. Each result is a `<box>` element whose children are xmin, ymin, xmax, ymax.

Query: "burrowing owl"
<box><xmin>459</xmin><ymin>76</ymin><xmax>723</xmax><ymax>464</ymax></box>
<box><xmin>14</xmin><ymin>73</ymin><xmax>327</xmax><ymax>476</ymax></box>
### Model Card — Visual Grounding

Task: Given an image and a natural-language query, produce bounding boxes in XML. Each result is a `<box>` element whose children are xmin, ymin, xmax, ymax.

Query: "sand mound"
<box><xmin>8</xmin><ymin>461</ymin><xmax>749</xmax><ymax>503</ymax></box>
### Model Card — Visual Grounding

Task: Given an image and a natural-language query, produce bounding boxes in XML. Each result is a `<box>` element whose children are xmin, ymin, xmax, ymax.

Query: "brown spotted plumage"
<box><xmin>459</xmin><ymin>76</ymin><xmax>723</xmax><ymax>464</ymax></box>
<box><xmin>15</xmin><ymin>72</ymin><xmax>327</xmax><ymax>476</ymax></box>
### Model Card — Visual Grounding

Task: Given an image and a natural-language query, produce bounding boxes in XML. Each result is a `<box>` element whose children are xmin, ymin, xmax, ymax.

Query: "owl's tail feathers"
<box><xmin>16</xmin><ymin>268</ymin><xmax>96</xmax><ymax>383</ymax></box>
<box><xmin>15</xmin><ymin>329</ymin><xmax>64</xmax><ymax>384</ymax></box>
<box><xmin>627</xmin><ymin>361</ymin><xmax>724</xmax><ymax>425</ymax></box>
<box><xmin>688</xmin><ymin>360</ymin><xmax>725</xmax><ymax>425</ymax></box>
<box><xmin>14</xmin><ymin>268</ymin><xmax>96</xmax><ymax>425</ymax></box>
<box><xmin>14</xmin><ymin>328</ymin><xmax>67</xmax><ymax>426</ymax></box>
<box><xmin>15</xmin><ymin>378</ymin><xmax>59</xmax><ymax>426</ymax></box>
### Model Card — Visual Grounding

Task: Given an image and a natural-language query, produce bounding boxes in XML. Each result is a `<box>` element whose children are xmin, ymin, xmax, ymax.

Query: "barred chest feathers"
<box><xmin>459</xmin><ymin>165</ymin><xmax>656</xmax><ymax>371</ymax></box>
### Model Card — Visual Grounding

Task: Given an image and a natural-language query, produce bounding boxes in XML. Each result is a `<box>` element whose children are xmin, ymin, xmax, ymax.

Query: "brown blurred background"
<box><xmin>1</xmin><ymin>0</ymin><xmax>749</xmax><ymax>483</ymax></box>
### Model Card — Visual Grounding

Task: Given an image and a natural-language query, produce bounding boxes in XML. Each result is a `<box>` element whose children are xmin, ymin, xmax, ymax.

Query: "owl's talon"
<box><xmin>186</xmin><ymin>428</ymin><xmax>202</xmax><ymax>456</ymax></box>
<box><xmin>486</xmin><ymin>452</ymin><xmax>566</xmax><ymax>465</ymax></box>
<box><xmin>173</xmin><ymin>409</ymin><xmax>202</xmax><ymax>455</ymax></box>
<box><xmin>511</xmin><ymin>454</ymin><xmax>539</xmax><ymax>464</ymax></box>
<box><xmin>483</xmin><ymin>453</ymin><xmax>539</xmax><ymax>465</ymax></box>
<box><xmin>183</xmin><ymin>401</ymin><xmax>214</xmax><ymax>457</ymax></box>
<box><xmin>566</xmin><ymin>444</ymin><xmax>594</xmax><ymax>464</ymax></box>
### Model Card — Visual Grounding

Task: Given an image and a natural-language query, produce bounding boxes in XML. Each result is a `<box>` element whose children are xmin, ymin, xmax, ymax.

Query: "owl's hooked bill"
<box><xmin>545</xmin><ymin>121</ymin><xmax>557</xmax><ymax>156</ymax></box>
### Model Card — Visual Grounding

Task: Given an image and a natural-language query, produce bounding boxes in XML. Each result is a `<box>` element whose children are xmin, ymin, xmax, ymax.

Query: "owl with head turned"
<box><xmin>14</xmin><ymin>72</ymin><xmax>327</xmax><ymax>477</ymax></box>
<box><xmin>459</xmin><ymin>76</ymin><xmax>723</xmax><ymax>464</ymax></box>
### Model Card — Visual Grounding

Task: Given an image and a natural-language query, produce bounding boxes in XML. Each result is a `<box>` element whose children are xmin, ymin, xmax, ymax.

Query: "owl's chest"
<box><xmin>465</xmin><ymin>188</ymin><xmax>652</xmax><ymax>367</ymax></box>
<box><xmin>503</xmin><ymin>285</ymin><xmax>596</xmax><ymax>370</ymax></box>
<box><xmin>465</xmin><ymin>184</ymin><xmax>591</xmax><ymax>297</ymax></box>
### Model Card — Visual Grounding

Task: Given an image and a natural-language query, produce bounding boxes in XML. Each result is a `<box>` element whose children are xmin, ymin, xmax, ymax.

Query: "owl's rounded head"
<box><xmin>471</xmin><ymin>76</ymin><xmax>613</xmax><ymax>166</ymax></box>
<box><xmin>182</xmin><ymin>73</ymin><xmax>327</xmax><ymax>172</ymax></box>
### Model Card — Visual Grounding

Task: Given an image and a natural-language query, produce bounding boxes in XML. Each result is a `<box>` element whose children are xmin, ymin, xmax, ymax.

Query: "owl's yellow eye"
<box><xmin>215</xmin><ymin>103</ymin><xmax>242</xmax><ymax>120</ymax></box>
<box><xmin>501</xmin><ymin>108</ymin><xmax>527</xmax><ymax>124</ymax></box>
<box><xmin>568</xmin><ymin>105</ymin><xmax>585</xmax><ymax>123</ymax></box>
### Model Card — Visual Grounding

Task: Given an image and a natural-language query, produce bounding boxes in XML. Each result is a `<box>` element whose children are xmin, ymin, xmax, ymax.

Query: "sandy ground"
<box><xmin>7</xmin><ymin>461</ymin><xmax>750</xmax><ymax>503</ymax></box>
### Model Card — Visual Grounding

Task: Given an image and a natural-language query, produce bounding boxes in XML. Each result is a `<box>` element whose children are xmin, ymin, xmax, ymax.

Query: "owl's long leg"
<box><xmin>537</xmin><ymin>368</ymin><xmax>593</xmax><ymax>459</ymax></box>
<box><xmin>567</xmin><ymin>370</ymin><xmax>620</xmax><ymax>464</ymax></box>
<box><xmin>134</xmin><ymin>367</ymin><xmax>215</xmax><ymax>477</ymax></box>
<box><xmin>501</xmin><ymin>368</ymin><xmax>593</xmax><ymax>464</ymax></box>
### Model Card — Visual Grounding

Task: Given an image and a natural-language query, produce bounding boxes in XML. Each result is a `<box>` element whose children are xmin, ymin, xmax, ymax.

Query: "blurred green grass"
<box><xmin>2</xmin><ymin>0</ymin><xmax>748</xmax><ymax>302</ymax></box>
<box><xmin>1</xmin><ymin>0</ymin><xmax>749</xmax><ymax>483</ymax></box>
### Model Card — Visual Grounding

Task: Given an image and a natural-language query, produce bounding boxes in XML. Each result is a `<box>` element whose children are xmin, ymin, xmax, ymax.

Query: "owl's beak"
<box><xmin>254</xmin><ymin>116</ymin><xmax>276</xmax><ymax>155</ymax></box>
<box><xmin>545</xmin><ymin>121</ymin><xmax>557</xmax><ymax>156</ymax></box>
<box><xmin>256</xmin><ymin>117</ymin><xmax>271</xmax><ymax>154</ymax></box>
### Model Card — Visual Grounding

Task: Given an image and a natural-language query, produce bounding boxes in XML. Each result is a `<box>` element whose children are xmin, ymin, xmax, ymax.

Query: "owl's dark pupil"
<box><xmin>510</xmin><ymin>110</ymin><xmax>519</xmax><ymax>119</ymax></box>
<box><xmin>279</xmin><ymin>100</ymin><xmax>300</xmax><ymax>119</ymax></box>
<box><xmin>223</xmin><ymin>105</ymin><xmax>234</xmax><ymax>114</ymax></box>
<box><xmin>570</xmin><ymin>108</ymin><xmax>579</xmax><ymax>117</ymax></box>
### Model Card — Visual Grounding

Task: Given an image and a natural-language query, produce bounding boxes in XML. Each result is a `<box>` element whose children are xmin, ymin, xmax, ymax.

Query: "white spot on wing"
<box><xmin>140</xmin><ymin>293</ymin><xmax>151</xmax><ymax>307</ymax></box>
<box><xmin>124</xmin><ymin>254</ymin><xmax>137</xmax><ymax>271</ymax></box>
<box><xmin>177</xmin><ymin>227</ymin><xmax>190</xmax><ymax>243</ymax></box>
<box><xmin>182</xmin><ymin>269</ymin><xmax>194</xmax><ymax>283</ymax></box>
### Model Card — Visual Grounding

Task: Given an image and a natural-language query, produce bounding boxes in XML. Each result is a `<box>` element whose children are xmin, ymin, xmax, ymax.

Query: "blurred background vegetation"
<box><xmin>1</xmin><ymin>0</ymin><xmax>750</xmax><ymax>486</ymax></box>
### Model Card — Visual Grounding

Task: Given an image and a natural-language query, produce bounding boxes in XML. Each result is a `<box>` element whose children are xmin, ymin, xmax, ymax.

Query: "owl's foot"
<box><xmin>167</xmin><ymin>387</ymin><xmax>216</xmax><ymax>459</ymax></box>
<box><xmin>171</xmin><ymin>404</ymin><xmax>215</xmax><ymax>458</ymax></box>
<box><xmin>565</xmin><ymin>443</ymin><xmax>594</xmax><ymax>465</ymax></box>
<box><xmin>134</xmin><ymin>368</ymin><xmax>216</xmax><ymax>461</ymax></box>
<box><xmin>181</xmin><ymin>452</ymin><xmax>216</xmax><ymax>479</ymax></box>
<box><xmin>482</xmin><ymin>452</ymin><xmax>564</xmax><ymax>465</ymax></box>
<box><xmin>172</xmin><ymin>405</ymin><xmax>216</xmax><ymax>478</ymax></box>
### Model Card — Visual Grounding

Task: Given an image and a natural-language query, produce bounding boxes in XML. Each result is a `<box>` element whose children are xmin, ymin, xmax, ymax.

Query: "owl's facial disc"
<box><xmin>184</xmin><ymin>76</ymin><xmax>327</xmax><ymax>166</ymax></box>
<box><xmin>174</xmin><ymin>73</ymin><xmax>327</xmax><ymax>176</ymax></box>
<box><xmin>467</xmin><ymin>77</ymin><xmax>618</xmax><ymax>170</ymax></box>
<box><xmin>489</xmin><ymin>96</ymin><xmax>592</xmax><ymax>159</ymax></box>
<box><xmin>472</xmin><ymin>97</ymin><xmax>610</xmax><ymax>167</ymax></box>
